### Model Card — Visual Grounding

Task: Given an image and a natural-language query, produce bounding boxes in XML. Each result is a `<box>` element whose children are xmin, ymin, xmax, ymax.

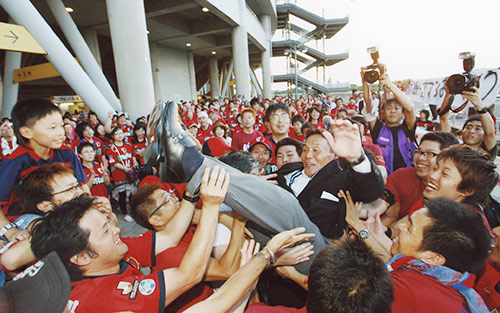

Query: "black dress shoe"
<box><xmin>145</xmin><ymin>100</ymin><xmax>196</xmax><ymax>183</ymax></box>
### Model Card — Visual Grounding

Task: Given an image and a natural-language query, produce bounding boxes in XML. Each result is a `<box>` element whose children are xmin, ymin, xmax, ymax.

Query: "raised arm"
<box><xmin>182</xmin><ymin>227</ymin><xmax>314</xmax><ymax>313</ymax></box>
<box><xmin>463</xmin><ymin>87</ymin><xmax>496</xmax><ymax>150</ymax></box>
<box><xmin>360</xmin><ymin>67</ymin><xmax>376</xmax><ymax>130</ymax></box>
<box><xmin>162</xmin><ymin>166</ymin><xmax>229</xmax><ymax>306</ymax></box>
<box><xmin>379</xmin><ymin>71</ymin><xmax>416</xmax><ymax>130</ymax></box>
<box><xmin>340</xmin><ymin>190</ymin><xmax>392</xmax><ymax>261</ymax></box>
<box><xmin>438</xmin><ymin>81</ymin><xmax>453</xmax><ymax>132</ymax></box>
<box><xmin>104</xmin><ymin>111</ymin><xmax>114</xmax><ymax>134</ymax></box>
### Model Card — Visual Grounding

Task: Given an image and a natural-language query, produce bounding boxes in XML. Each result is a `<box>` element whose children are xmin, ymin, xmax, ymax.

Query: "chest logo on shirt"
<box><xmin>139</xmin><ymin>279</ymin><xmax>156</xmax><ymax>296</ymax></box>
<box><xmin>116</xmin><ymin>280</ymin><xmax>140</xmax><ymax>300</ymax></box>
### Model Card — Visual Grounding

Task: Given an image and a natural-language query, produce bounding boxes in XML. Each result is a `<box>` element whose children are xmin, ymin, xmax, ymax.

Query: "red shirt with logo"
<box><xmin>130</xmin><ymin>138</ymin><xmax>148</xmax><ymax>165</ymax></box>
<box><xmin>197</xmin><ymin>127</ymin><xmax>213</xmax><ymax>145</ymax></box>
<box><xmin>106</xmin><ymin>143</ymin><xmax>135</xmax><ymax>182</ymax></box>
<box><xmin>83</xmin><ymin>162</ymin><xmax>109</xmax><ymax>198</ymax></box>
<box><xmin>67</xmin><ymin>231</ymin><xmax>165</xmax><ymax>313</ymax></box>
<box><xmin>231</xmin><ymin>130</ymin><xmax>263</xmax><ymax>151</ymax></box>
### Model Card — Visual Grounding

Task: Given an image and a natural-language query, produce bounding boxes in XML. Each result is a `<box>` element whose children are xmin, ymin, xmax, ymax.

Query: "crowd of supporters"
<box><xmin>0</xmin><ymin>67</ymin><xmax>499</xmax><ymax>313</ymax></box>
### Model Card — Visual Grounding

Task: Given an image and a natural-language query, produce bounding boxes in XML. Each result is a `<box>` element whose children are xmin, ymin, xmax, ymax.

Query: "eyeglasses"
<box><xmin>149</xmin><ymin>193</ymin><xmax>177</xmax><ymax>218</ymax></box>
<box><xmin>52</xmin><ymin>182</ymin><xmax>84</xmax><ymax>196</ymax></box>
<box><xmin>413</xmin><ymin>149</ymin><xmax>438</xmax><ymax>159</ymax></box>
<box><xmin>269</xmin><ymin>113</ymin><xmax>290</xmax><ymax>122</ymax></box>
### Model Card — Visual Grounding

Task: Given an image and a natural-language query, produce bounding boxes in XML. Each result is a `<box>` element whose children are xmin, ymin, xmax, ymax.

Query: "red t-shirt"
<box><xmin>83</xmin><ymin>162</ymin><xmax>109</xmax><ymax>198</ymax></box>
<box><xmin>131</xmin><ymin>138</ymin><xmax>148</xmax><ymax>165</ymax></box>
<box><xmin>154</xmin><ymin>226</ymin><xmax>213</xmax><ymax>312</ymax></box>
<box><xmin>67</xmin><ymin>231</ymin><xmax>166</xmax><ymax>313</ymax></box>
<box><xmin>385</xmin><ymin>167</ymin><xmax>424</xmax><ymax>219</ymax></box>
<box><xmin>231</xmin><ymin>130</ymin><xmax>263</xmax><ymax>151</ymax></box>
<box><xmin>81</xmin><ymin>137</ymin><xmax>104</xmax><ymax>158</ymax></box>
<box><xmin>345</xmin><ymin>102</ymin><xmax>359</xmax><ymax>112</ymax></box>
<box><xmin>197</xmin><ymin>126</ymin><xmax>213</xmax><ymax>145</ymax></box>
<box><xmin>246</xmin><ymin>303</ymin><xmax>307</xmax><ymax>313</ymax></box>
<box><xmin>312</xmin><ymin>121</ymin><xmax>326</xmax><ymax>129</ymax></box>
<box><xmin>475</xmin><ymin>259</ymin><xmax>500</xmax><ymax>312</ymax></box>
<box><xmin>254</xmin><ymin>122</ymin><xmax>267</xmax><ymax>134</ymax></box>
<box><xmin>390</xmin><ymin>269</ymin><xmax>471</xmax><ymax>313</ymax></box>
<box><xmin>106</xmin><ymin>143</ymin><xmax>135</xmax><ymax>182</ymax></box>
<box><xmin>289</xmin><ymin>128</ymin><xmax>304</xmax><ymax>143</ymax></box>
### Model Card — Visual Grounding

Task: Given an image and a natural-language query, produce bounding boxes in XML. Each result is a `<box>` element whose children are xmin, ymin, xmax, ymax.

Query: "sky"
<box><xmin>271</xmin><ymin>0</ymin><xmax>500</xmax><ymax>86</ymax></box>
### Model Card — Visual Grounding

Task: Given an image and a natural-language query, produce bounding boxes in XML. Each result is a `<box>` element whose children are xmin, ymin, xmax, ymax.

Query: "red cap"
<box><xmin>249</xmin><ymin>136</ymin><xmax>272</xmax><ymax>152</ymax></box>
<box><xmin>206</xmin><ymin>137</ymin><xmax>232</xmax><ymax>157</ymax></box>
<box><xmin>185</xmin><ymin>120</ymin><xmax>199</xmax><ymax>128</ymax></box>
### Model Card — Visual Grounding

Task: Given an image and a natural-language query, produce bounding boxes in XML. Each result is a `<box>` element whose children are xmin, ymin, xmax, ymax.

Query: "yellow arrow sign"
<box><xmin>13</xmin><ymin>62</ymin><xmax>60</xmax><ymax>83</ymax></box>
<box><xmin>0</xmin><ymin>22</ymin><xmax>46</xmax><ymax>54</ymax></box>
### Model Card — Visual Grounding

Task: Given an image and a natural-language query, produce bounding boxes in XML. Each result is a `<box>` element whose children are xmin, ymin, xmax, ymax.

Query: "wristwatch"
<box><xmin>359</xmin><ymin>229</ymin><xmax>370</xmax><ymax>240</ymax></box>
<box><xmin>350</xmin><ymin>152</ymin><xmax>366</xmax><ymax>166</ymax></box>
<box><xmin>477</xmin><ymin>107</ymin><xmax>488</xmax><ymax>114</ymax></box>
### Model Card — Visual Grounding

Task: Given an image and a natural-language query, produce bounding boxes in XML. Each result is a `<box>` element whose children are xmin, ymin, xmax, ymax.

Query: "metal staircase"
<box><xmin>273</xmin><ymin>1</ymin><xmax>350</xmax><ymax>95</ymax></box>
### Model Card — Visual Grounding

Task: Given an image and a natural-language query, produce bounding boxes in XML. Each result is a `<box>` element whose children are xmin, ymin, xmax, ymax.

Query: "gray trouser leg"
<box><xmin>187</xmin><ymin>156</ymin><xmax>329</xmax><ymax>273</ymax></box>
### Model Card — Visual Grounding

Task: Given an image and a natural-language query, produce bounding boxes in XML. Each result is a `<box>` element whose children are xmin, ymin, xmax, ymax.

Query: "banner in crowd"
<box><xmin>406</xmin><ymin>68</ymin><xmax>500</xmax><ymax>109</ymax></box>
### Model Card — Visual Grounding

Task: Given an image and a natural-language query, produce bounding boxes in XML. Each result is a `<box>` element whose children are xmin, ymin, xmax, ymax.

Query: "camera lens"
<box><xmin>364</xmin><ymin>70</ymin><xmax>379</xmax><ymax>84</ymax></box>
<box><xmin>446</xmin><ymin>74</ymin><xmax>466</xmax><ymax>94</ymax></box>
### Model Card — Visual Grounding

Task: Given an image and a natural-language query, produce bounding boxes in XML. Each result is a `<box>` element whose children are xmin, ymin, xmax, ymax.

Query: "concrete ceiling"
<box><xmin>0</xmin><ymin>0</ymin><xmax>273</xmax><ymax>98</ymax></box>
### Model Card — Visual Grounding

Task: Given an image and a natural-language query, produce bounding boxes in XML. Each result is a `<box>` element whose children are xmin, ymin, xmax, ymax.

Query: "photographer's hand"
<box><xmin>380</xmin><ymin>71</ymin><xmax>416</xmax><ymax>130</ymax></box>
<box><xmin>462</xmin><ymin>86</ymin><xmax>484</xmax><ymax>110</ymax></box>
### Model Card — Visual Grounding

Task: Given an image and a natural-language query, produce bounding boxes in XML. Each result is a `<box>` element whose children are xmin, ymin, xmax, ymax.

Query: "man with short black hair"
<box><xmin>307</xmin><ymin>240</ymin><xmax>394</xmax><ymax>313</ymax></box>
<box><xmin>361</xmin><ymin>69</ymin><xmax>417</xmax><ymax>174</ymax></box>
<box><xmin>440</xmin><ymin>87</ymin><xmax>496</xmax><ymax>160</ymax></box>
<box><xmin>231</xmin><ymin>108</ymin><xmax>263</xmax><ymax>151</ymax></box>
<box><xmin>275</xmin><ymin>137</ymin><xmax>302</xmax><ymax>170</ymax></box>
<box><xmin>31</xmin><ymin>167</ymin><xmax>230</xmax><ymax>313</ymax></box>
<box><xmin>388</xmin><ymin>198</ymin><xmax>491</xmax><ymax>313</ymax></box>
<box><xmin>346</xmin><ymin>196</ymin><xmax>492</xmax><ymax>313</ymax></box>
<box><xmin>382</xmin><ymin>132</ymin><xmax>459</xmax><ymax>226</ymax></box>
<box><xmin>265</xmin><ymin>103</ymin><xmax>291</xmax><ymax>165</ymax></box>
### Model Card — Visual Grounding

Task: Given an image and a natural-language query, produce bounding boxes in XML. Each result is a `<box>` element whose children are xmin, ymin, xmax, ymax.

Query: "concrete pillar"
<box><xmin>0</xmin><ymin>0</ymin><xmax>114</xmax><ymax>122</ymax></box>
<box><xmin>47</xmin><ymin>0</ymin><xmax>121</xmax><ymax>112</ymax></box>
<box><xmin>187</xmin><ymin>51</ymin><xmax>197</xmax><ymax>101</ymax></box>
<box><xmin>106</xmin><ymin>0</ymin><xmax>155</xmax><ymax>120</ymax></box>
<box><xmin>83</xmin><ymin>28</ymin><xmax>102</xmax><ymax>69</ymax></box>
<box><xmin>221</xmin><ymin>60</ymin><xmax>234</xmax><ymax>99</ymax></box>
<box><xmin>231</xmin><ymin>0</ymin><xmax>250</xmax><ymax>100</ymax></box>
<box><xmin>2</xmin><ymin>50</ymin><xmax>21</xmax><ymax>118</ymax></box>
<box><xmin>208</xmin><ymin>57</ymin><xmax>220</xmax><ymax>100</ymax></box>
<box><xmin>260</xmin><ymin>14</ymin><xmax>273</xmax><ymax>99</ymax></box>
<box><xmin>150</xmin><ymin>43</ymin><xmax>162</xmax><ymax>102</ymax></box>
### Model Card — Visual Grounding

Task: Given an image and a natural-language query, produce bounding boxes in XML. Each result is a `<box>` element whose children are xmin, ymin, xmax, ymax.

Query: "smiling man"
<box><xmin>345</xmin><ymin>195</ymin><xmax>492</xmax><ymax>313</ymax></box>
<box><xmin>31</xmin><ymin>167</ymin><xmax>230</xmax><ymax>313</ymax></box>
<box><xmin>276</xmin><ymin>121</ymin><xmax>385</xmax><ymax>239</ymax></box>
<box><xmin>387</xmin><ymin>197</ymin><xmax>491</xmax><ymax>313</ymax></box>
<box><xmin>361</xmin><ymin>70</ymin><xmax>417</xmax><ymax>174</ymax></box>
<box><xmin>406</xmin><ymin>144</ymin><xmax>498</xmax><ymax>222</ymax></box>
<box><xmin>382</xmin><ymin>132</ymin><xmax>459</xmax><ymax>226</ymax></box>
<box><xmin>440</xmin><ymin>87</ymin><xmax>497</xmax><ymax>160</ymax></box>
<box><xmin>265</xmin><ymin>103</ymin><xmax>292</xmax><ymax>166</ymax></box>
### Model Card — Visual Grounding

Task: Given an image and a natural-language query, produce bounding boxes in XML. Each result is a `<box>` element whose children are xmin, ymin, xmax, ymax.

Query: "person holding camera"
<box><xmin>361</xmin><ymin>67</ymin><xmax>417</xmax><ymax>175</ymax></box>
<box><xmin>439</xmin><ymin>85</ymin><xmax>497</xmax><ymax>160</ymax></box>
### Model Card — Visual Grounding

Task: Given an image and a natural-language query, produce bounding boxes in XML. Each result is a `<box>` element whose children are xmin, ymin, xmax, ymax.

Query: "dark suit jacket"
<box><xmin>276</xmin><ymin>156</ymin><xmax>384</xmax><ymax>239</ymax></box>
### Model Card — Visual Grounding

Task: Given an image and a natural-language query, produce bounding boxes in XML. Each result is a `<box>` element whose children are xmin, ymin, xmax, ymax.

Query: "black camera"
<box><xmin>364</xmin><ymin>46</ymin><xmax>385</xmax><ymax>84</ymax></box>
<box><xmin>446</xmin><ymin>52</ymin><xmax>479</xmax><ymax>94</ymax></box>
